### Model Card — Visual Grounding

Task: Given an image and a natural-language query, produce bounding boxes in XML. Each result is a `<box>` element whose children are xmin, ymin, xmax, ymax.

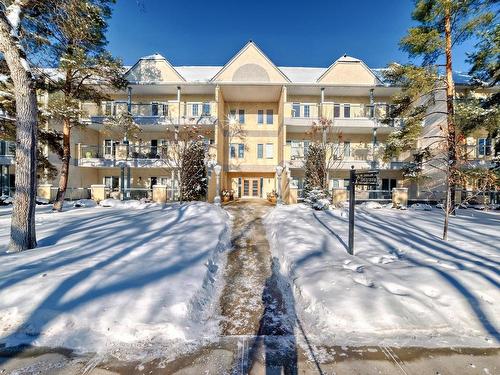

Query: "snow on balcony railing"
<box><xmin>79</xmin><ymin>144</ymin><xmax>170</xmax><ymax>160</ymax></box>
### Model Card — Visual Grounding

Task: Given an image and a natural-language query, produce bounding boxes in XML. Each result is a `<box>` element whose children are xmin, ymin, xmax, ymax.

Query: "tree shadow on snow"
<box><xmin>0</xmin><ymin>203</ymin><xmax>227</xmax><ymax>360</ymax></box>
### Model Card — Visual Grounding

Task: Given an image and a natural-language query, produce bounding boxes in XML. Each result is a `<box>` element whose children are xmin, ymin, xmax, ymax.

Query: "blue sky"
<box><xmin>106</xmin><ymin>0</ymin><xmax>475</xmax><ymax>72</ymax></box>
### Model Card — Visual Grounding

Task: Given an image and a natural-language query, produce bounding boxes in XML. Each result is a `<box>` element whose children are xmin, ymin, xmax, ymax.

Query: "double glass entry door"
<box><xmin>242</xmin><ymin>178</ymin><xmax>260</xmax><ymax>197</ymax></box>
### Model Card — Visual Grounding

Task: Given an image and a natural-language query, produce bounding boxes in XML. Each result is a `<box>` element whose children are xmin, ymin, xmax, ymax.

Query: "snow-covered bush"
<box><xmin>305</xmin><ymin>188</ymin><xmax>331</xmax><ymax>210</ymax></box>
<box><xmin>411</xmin><ymin>203</ymin><xmax>432</xmax><ymax>211</ymax></box>
<box><xmin>0</xmin><ymin>195</ymin><xmax>13</xmax><ymax>205</ymax></box>
<box><xmin>361</xmin><ymin>201</ymin><xmax>383</xmax><ymax>209</ymax></box>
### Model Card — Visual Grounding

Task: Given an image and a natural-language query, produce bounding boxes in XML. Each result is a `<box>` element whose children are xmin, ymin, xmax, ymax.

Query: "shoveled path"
<box><xmin>1</xmin><ymin>200</ymin><xmax>499</xmax><ymax>374</ymax></box>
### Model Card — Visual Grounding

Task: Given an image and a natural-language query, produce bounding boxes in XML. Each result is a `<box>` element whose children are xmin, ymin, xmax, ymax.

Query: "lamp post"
<box><xmin>276</xmin><ymin>165</ymin><xmax>283</xmax><ymax>205</ymax></box>
<box><xmin>213</xmin><ymin>164</ymin><xmax>222</xmax><ymax>206</ymax></box>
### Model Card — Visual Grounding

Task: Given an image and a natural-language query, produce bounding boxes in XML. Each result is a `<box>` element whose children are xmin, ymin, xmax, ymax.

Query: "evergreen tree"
<box><xmin>383</xmin><ymin>0</ymin><xmax>498</xmax><ymax>240</ymax></box>
<box><xmin>0</xmin><ymin>63</ymin><xmax>64</xmax><ymax>180</ymax></box>
<box><xmin>303</xmin><ymin>143</ymin><xmax>327</xmax><ymax>196</ymax></box>
<box><xmin>41</xmin><ymin>0</ymin><xmax>127</xmax><ymax>211</ymax></box>
<box><xmin>179</xmin><ymin>141</ymin><xmax>208</xmax><ymax>201</ymax></box>
<box><xmin>0</xmin><ymin>0</ymin><xmax>42</xmax><ymax>251</ymax></box>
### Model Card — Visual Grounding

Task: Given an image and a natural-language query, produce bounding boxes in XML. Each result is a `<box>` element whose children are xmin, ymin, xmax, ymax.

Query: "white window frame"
<box><xmin>265</xmin><ymin>143</ymin><xmax>274</xmax><ymax>159</ymax></box>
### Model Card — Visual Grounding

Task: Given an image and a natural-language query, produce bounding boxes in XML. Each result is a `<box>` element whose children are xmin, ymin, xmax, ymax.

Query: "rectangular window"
<box><xmin>192</xmin><ymin>104</ymin><xmax>199</xmax><ymax>116</ymax></box>
<box><xmin>257</xmin><ymin>144</ymin><xmax>264</xmax><ymax>159</ymax></box>
<box><xmin>478</xmin><ymin>138</ymin><xmax>492</xmax><ymax>156</ymax></box>
<box><xmin>344</xmin><ymin>141</ymin><xmax>351</xmax><ymax>157</ymax></box>
<box><xmin>266</xmin><ymin>109</ymin><xmax>273</xmax><ymax>124</ymax></box>
<box><xmin>202</xmin><ymin>102</ymin><xmax>210</xmax><ymax>115</ymax></box>
<box><xmin>150</xmin><ymin>139</ymin><xmax>158</xmax><ymax>157</ymax></box>
<box><xmin>230</xmin><ymin>143</ymin><xmax>236</xmax><ymax>158</ymax></box>
<box><xmin>150</xmin><ymin>176</ymin><xmax>157</xmax><ymax>189</ymax></box>
<box><xmin>104</xmin><ymin>101</ymin><xmax>113</xmax><ymax>116</ymax></box>
<box><xmin>334</xmin><ymin>104</ymin><xmax>340</xmax><ymax>118</ymax></box>
<box><xmin>303</xmin><ymin>105</ymin><xmax>310</xmax><ymax>118</ymax></box>
<box><xmin>104</xmin><ymin>176</ymin><xmax>119</xmax><ymax>190</ymax></box>
<box><xmin>343</xmin><ymin>104</ymin><xmax>351</xmax><ymax>118</ymax></box>
<box><xmin>243</xmin><ymin>180</ymin><xmax>249</xmax><ymax>196</ymax></box>
<box><xmin>292</xmin><ymin>103</ymin><xmax>300</xmax><ymax>117</ymax></box>
<box><xmin>266</xmin><ymin>143</ymin><xmax>273</xmax><ymax>159</ymax></box>
<box><xmin>238</xmin><ymin>143</ymin><xmax>244</xmax><ymax>158</ymax></box>
<box><xmin>229</xmin><ymin>109</ymin><xmax>236</xmax><ymax>123</ymax></box>
<box><xmin>239</xmin><ymin>109</ymin><xmax>245</xmax><ymax>124</ymax></box>
<box><xmin>151</xmin><ymin>102</ymin><xmax>159</xmax><ymax>116</ymax></box>
<box><xmin>104</xmin><ymin>139</ymin><xmax>113</xmax><ymax>156</ymax></box>
<box><xmin>258</xmin><ymin>110</ymin><xmax>264</xmax><ymax>124</ymax></box>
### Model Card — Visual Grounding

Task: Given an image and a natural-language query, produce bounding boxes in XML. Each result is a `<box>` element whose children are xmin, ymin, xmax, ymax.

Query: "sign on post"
<box><xmin>348</xmin><ymin>167</ymin><xmax>379</xmax><ymax>255</ymax></box>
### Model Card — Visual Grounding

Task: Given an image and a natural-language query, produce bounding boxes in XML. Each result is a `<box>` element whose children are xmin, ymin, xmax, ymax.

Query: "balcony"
<box><xmin>81</xmin><ymin>101</ymin><xmax>218</xmax><ymax>127</ymax></box>
<box><xmin>284</xmin><ymin>144</ymin><xmax>408</xmax><ymax>170</ymax></box>
<box><xmin>77</xmin><ymin>141</ymin><xmax>216</xmax><ymax>168</ymax></box>
<box><xmin>0</xmin><ymin>140</ymin><xmax>15</xmax><ymax>165</ymax></box>
<box><xmin>283</xmin><ymin>103</ymin><xmax>320</xmax><ymax>127</ymax></box>
<box><xmin>77</xmin><ymin>144</ymin><xmax>174</xmax><ymax>168</ymax></box>
<box><xmin>284</xmin><ymin>102</ymin><xmax>401</xmax><ymax>132</ymax></box>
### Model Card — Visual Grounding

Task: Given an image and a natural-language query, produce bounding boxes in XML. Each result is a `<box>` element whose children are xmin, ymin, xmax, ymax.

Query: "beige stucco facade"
<box><xmin>3</xmin><ymin>41</ymin><xmax>495</xmax><ymax>204</ymax></box>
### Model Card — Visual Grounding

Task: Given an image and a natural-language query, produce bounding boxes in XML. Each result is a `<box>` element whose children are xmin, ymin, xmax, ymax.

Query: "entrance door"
<box><xmin>242</xmin><ymin>178</ymin><xmax>260</xmax><ymax>197</ymax></box>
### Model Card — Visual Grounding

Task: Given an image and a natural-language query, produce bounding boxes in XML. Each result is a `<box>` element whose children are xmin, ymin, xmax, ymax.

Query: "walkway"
<box><xmin>2</xmin><ymin>200</ymin><xmax>499</xmax><ymax>374</ymax></box>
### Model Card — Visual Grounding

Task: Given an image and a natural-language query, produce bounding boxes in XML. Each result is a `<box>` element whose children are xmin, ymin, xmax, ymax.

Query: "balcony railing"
<box><xmin>81</xmin><ymin>101</ymin><xmax>217</xmax><ymax>126</ymax></box>
<box><xmin>285</xmin><ymin>144</ymin><xmax>408</xmax><ymax>170</ymax></box>
<box><xmin>284</xmin><ymin>102</ymin><xmax>401</xmax><ymax>128</ymax></box>
<box><xmin>79</xmin><ymin>144</ymin><xmax>169</xmax><ymax>160</ymax></box>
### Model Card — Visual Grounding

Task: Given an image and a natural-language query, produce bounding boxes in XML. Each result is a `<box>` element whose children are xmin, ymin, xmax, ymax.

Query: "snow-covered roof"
<box><xmin>175</xmin><ymin>66</ymin><xmax>221</xmax><ymax>82</ymax></box>
<box><xmin>278</xmin><ymin>67</ymin><xmax>326</xmax><ymax>83</ymax></box>
<box><xmin>138</xmin><ymin>53</ymin><xmax>167</xmax><ymax>61</ymax></box>
<box><xmin>336</xmin><ymin>54</ymin><xmax>361</xmax><ymax>63</ymax></box>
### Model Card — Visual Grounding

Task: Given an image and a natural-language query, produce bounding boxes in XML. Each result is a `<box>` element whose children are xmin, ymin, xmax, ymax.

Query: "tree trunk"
<box><xmin>53</xmin><ymin>118</ymin><xmax>71</xmax><ymax>211</ymax></box>
<box><xmin>0</xmin><ymin>15</ymin><xmax>38</xmax><ymax>251</ymax></box>
<box><xmin>443</xmin><ymin>2</ymin><xmax>456</xmax><ymax>241</ymax></box>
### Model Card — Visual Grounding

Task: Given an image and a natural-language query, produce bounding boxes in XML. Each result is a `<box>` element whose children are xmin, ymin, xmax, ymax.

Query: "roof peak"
<box><xmin>139</xmin><ymin>53</ymin><xmax>166</xmax><ymax>60</ymax></box>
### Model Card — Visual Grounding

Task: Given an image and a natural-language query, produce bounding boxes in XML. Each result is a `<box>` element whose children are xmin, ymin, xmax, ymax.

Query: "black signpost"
<box><xmin>348</xmin><ymin>166</ymin><xmax>379</xmax><ymax>255</ymax></box>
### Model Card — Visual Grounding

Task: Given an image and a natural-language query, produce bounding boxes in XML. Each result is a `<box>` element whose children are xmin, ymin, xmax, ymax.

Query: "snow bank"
<box><xmin>265</xmin><ymin>204</ymin><xmax>500</xmax><ymax>347</ymax></box>
<box><xmin>99</xmin><ymin>198</ymin><xmax>157</xmax><ymax>209</ymax></box>
<box><xmin>0</xmin><ymin>202</ymin><xmax>231</xmax><ymax>360</ymax></box>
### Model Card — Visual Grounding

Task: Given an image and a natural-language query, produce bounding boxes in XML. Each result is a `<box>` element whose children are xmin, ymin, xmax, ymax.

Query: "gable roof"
<box><xmin>125</xmin><ymin>53</ymin><xmax>185</xmax><ymax>83</ymax></box>
<box><xmin>317</xmin><ymin>54</ymin><xmax>382</xmax><ymax>85</ymax></box>
<box><xmin>210</xmin><ymin>41</ymin><xmax>291</xmax><ymax>83</ymax></box>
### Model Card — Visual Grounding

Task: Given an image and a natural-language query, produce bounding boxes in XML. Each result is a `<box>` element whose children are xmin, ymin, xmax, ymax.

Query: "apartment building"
<box><xmin>0</xmin><ymin>41</ymin><xmax>497</xmax><ymax>203</ymax></box>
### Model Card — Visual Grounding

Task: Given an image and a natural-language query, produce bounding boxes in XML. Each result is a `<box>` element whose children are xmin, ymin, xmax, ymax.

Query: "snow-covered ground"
<box><xmin>265</xmin><ymin>204</ymin><xmax>500</xmax><ymax>348</ymax></box>
<box><xmin>0</xmin><ymin>200</ymin><xmax>230</xmax><ymax>360</ymax></box>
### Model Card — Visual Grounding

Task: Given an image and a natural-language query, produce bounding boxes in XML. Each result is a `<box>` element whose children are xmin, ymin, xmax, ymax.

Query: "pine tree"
<box><xmin>383</xmin><ymin>0</ymin><xmax>498</xmax><ymax>240</ymax></box>
<box><xmin>0</xmin><ymin>63</ymin><xmax>64</xmax><ymax>180</ymax></box>
<box><xmin>0</xmin><ymin>0</ymin><xmax>41</xmax><ymax>251</ymax></box>
<box><xmin>42</xmin><ymin>0</ymin><xmax>127</xmax><ymax>211</ymax></box>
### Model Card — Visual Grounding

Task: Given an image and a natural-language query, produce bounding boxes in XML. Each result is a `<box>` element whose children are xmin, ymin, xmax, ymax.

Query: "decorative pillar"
<box><xmin>37</xmin><ymin>184</ymin><xmax>53</xmax><ymax>202</ymax></box>
<box><xmin>91</xmin><ymin>184</ymin><xmax>106</xmax><ymax>203</ymax></box>
<box><xmin>392</xmin><ymin>187</ymin><xmax>408</xmax><ymax>208</ymax></box>
<box><xmin>276</xmin><ymin>165</ymin><xmax>283</xmax><ymax>205</ymax></box>
<box><xmin>214</xmin><ymin>164</ymin><xmax>222</xmax><ymax>205</ymax></box>
<box><xmin>152</xmin><ymin>185</ymin><xmax>168</xmax><ymax>203</ymax></box>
